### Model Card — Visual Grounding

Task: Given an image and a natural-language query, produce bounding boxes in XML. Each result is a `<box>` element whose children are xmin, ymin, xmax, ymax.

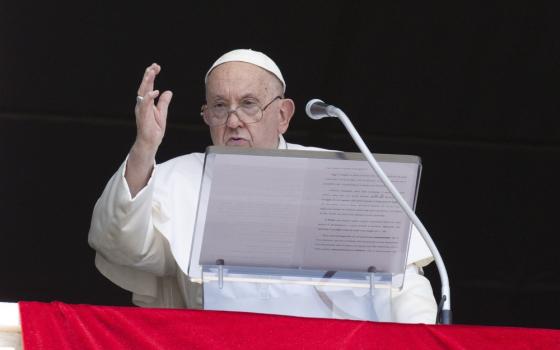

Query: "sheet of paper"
<box><xmin>198</xmin><ymin>151</ymin><xmax>419</xmax><ymax>274</ymax></box>
<box><xmin>200</xmin><ymin>154</ymin><xmax>308</xmax><ymax>267</ymax></box>
<box><xmin>298</xmin><ymin>159</ymin><xmax>418</xmax><ymax>273</ymax></box>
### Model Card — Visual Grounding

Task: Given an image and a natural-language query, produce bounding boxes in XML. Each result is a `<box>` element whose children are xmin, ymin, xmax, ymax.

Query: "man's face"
<box><xmin>204</xmin><ymin>62</ymin><xmax>293</xmax><ymax>149</ymax></box>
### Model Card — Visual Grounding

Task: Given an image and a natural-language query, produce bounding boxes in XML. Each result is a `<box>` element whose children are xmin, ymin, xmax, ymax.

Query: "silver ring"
<box><xmin>136</xmin><ymin>95</ymin><xmax>144</xmax><ymax>103</ymax></box>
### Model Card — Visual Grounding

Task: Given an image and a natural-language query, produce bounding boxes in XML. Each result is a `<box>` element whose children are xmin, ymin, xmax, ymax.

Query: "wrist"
<box><xmin>129</xmin><ymin>140</ymin><xmax>157</xmax><ymax>165</ymax></box>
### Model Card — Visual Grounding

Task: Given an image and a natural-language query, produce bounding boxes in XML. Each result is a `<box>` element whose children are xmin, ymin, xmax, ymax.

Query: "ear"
<box><xmin>277</xmin><ymin>98</ymin><xmax>295</xmax><ymax>134</ymax></box>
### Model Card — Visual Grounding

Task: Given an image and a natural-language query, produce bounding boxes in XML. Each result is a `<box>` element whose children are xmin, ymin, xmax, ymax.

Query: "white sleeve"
<box><xmin>391</xmin><ymin>264</ymin><xmax>438</xmax><ymax>324</ymax></box>
<box><xmin>88</xmin><ymin>158</ymin><xmax>178</xmax><ymax>300</ymax></box>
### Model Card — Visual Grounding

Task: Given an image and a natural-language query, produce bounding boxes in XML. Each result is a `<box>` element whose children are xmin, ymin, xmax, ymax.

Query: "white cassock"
<box><xmin>88</xmin><ymin>136</ymin><xmax>437</xmax><ymax>323</ymax></box>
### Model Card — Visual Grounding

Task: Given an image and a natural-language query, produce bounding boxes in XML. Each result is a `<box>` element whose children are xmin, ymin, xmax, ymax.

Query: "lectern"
<box><xmin>188</xmin><ymin>147</ymin><xmax>422</xmax><ymax>321</ymax></box>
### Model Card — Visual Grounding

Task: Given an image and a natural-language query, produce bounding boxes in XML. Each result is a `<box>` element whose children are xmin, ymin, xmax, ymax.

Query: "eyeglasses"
<box><xmin>201</xmin><ymin>96</ymin><xmax>282</xmax><ymax>127</ymax></box>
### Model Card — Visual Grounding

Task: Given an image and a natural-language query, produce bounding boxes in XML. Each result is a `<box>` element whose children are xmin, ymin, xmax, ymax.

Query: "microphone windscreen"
<box><xmin>306</xmin><ymin>99</ymin><xmax>329</xmax><ymax>120</ymax></box>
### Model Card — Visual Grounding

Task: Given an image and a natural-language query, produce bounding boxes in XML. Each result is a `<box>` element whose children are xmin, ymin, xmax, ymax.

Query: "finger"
<box><xmin>136</xmin><ymin>90</ymin><xmax>160</xmax><ymax>118</ymax></box>
<box><xmin>137</xmin><ymin>64</ymin><xmax>157</xmax><ymax>96</ymax></box>
<box><xmin>155</xmin><ymin>90</ymin><xmax>173</xmax><ymax>128</ymax></box>
<box><xmin>136</xmin><ymin>63</ymin><xmax>161</xmax><ymax>97</ymax></box>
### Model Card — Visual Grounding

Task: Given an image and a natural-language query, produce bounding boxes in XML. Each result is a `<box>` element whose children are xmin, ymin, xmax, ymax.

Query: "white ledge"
<box><xmin>0</xmin><ymin>302</ymin><xmax>20</xmax><ymax>333</ymax></box>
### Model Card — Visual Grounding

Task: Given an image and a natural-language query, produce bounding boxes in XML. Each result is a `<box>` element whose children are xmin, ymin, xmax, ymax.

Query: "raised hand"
<box><xmin>126</xmin><ymin>63</ymin><xmax>173</xmax><ymax>197</ymax></box>
<box><xmin>134</xmin><ymin>63</ymin><xmax>173</xmax><ymax>155</ymax></box>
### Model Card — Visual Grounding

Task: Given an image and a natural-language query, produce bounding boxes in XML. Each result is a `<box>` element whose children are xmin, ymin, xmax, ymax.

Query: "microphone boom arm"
<box><xmin>309</xmin><ymin>101</ymin><xmax>452</xmax><ymax>324</ymax></box>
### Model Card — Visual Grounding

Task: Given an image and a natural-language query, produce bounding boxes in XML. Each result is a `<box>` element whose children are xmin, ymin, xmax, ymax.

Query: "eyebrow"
<box><xmin>240</xmin><ymin>93</ymin><xmax>260</xmax><ymax>101</ymax></box>
<box><xmin>209</xmin><ymin>93</ymin><xmax>262</xmax><ymax>102</ymax></box>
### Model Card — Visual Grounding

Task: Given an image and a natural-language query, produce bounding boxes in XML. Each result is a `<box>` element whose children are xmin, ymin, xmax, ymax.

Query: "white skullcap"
<box><xmin>205</xmin><ymin>49</ymin><xmax>286</xmax><ymax>93</ymax></box>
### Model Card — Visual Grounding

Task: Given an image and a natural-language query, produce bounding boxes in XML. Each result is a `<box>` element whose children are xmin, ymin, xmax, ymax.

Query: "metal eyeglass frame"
<box><xmin>201</xmin><ymin>96</ymin><xmax>282</xmax><ymax>126</ymax></box>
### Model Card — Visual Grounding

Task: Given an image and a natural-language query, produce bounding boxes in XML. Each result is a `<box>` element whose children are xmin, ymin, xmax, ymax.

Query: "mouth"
<box><xmin>226</xmin><ymin>137</ymin><xmax>250</xmax><ymax>146</ymax></box>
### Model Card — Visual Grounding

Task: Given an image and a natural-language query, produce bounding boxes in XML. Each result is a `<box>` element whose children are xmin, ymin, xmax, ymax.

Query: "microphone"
<box><xmin>306</xmin><ymin>98</ymin><xmax>452</xmax><ymax>325</ymax></box>
<box><xmin>305</xmin><ymin>99</ymin><xmax>337</xmax><ymax>120</ymax></box>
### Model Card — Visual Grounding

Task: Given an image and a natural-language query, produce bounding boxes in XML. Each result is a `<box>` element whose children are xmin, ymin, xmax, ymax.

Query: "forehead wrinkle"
<box><xmin>206</xmin><ymin>62</ymin><xmax>278</xmax><ymax>101</ymax></box>
<box><xmin>207</xmin><ymin>83</ymin><xmax>261</xmax><ymax>101</ymax></box>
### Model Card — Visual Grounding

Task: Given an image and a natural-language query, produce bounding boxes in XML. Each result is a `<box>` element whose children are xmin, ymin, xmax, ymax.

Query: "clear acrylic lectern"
<box><xmin>188</xmin><ymin>147</ymin><xmax>422</xmax><ymax>322</ymax></box>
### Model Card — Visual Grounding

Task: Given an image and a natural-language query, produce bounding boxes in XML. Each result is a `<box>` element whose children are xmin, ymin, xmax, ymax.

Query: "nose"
<box><xmin>225</xmin><ymin>110</ymin><xmax>244</xmax><ymax>128</ymax></box>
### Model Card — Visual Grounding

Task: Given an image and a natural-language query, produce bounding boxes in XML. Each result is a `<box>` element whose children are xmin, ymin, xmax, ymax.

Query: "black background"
<box><xmin>1</xmin><ymin>1</ymin><xmax>559</xmax><ymax>328</ymax></box>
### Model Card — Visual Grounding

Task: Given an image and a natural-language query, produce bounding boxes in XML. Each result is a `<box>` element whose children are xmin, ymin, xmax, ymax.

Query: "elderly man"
<box><xmin>88</xmin><ymin>49</ymin><xmax>437</xmax><ymax>323</ymax></box>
